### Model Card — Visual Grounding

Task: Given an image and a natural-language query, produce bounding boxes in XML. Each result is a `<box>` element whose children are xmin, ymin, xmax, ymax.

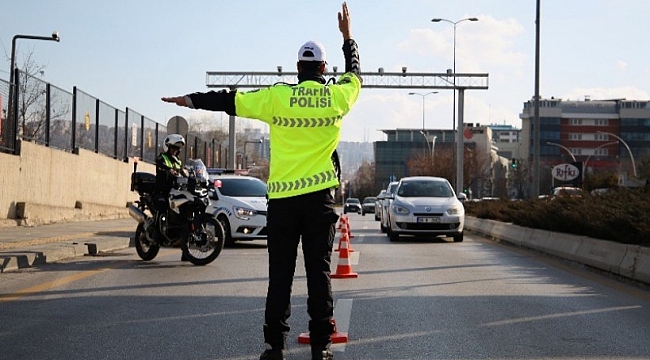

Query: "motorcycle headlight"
<box><xmin>234</xmin><ymin>206</ymin><xmax>257</xmax><ymax>220</ymax></box>
<box><xmin>391</xmin><ymin>204</ymin><xmax>410</xmax><ymax>215</ymax></box>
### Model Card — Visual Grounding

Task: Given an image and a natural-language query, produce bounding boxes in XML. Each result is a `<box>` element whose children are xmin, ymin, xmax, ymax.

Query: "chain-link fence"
<box><xmin>1</xmin><ymin>70</ymin><xmax>222</xmax><ymax>167</ymax></box>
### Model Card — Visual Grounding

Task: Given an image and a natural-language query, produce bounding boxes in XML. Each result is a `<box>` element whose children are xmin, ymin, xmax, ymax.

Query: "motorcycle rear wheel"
<box><xmin>181</xmin><ymin>215</ymin><xmax>225</xmax><ymax>266</ymax></box>
<box><xmin>135</xmin><ymin>223</ymin><xmax>160</xmax><ymax>261</ymax></box>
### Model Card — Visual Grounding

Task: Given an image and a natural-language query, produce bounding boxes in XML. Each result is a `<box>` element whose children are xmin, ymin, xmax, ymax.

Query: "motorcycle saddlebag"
<box><xmin>131</xmin><ymin>172</ymin><xmax>156</xmax><ymax>193</ymax></box>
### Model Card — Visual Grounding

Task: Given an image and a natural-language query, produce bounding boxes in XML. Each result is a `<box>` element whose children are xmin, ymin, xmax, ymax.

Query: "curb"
<box><xmin>465</xmin><ymin>216</ymin><xmax>650</xmax><ymax>286</ymax></box>
<box><xmin>0</xmin><ymin>236</ymin><xmax>132</xmax><ymax>273</ymax></box>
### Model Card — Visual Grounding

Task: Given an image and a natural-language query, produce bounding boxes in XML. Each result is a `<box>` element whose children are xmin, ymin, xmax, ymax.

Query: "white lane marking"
<box><xmin>332</xmin><ymin>298</ymin><xmax>353</xmax><ymax>352</ymax></box>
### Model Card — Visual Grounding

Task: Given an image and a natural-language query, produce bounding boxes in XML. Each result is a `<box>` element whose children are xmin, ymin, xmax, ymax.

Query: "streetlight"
<box><xmin>546</xmin><ymin>142</ymin><xmax>576</xmax><ymax>162</ymax></box>
<box><xmin>431</xmin><ymin>17</ymin><xmax>478</xmax><ymax>192</ymax></box>
<box><xmin>597</xmin><ymin>131</ymin><xmax>637</xmax><ymax>177</ymax></box>
<box><xmin>430</xmin><ymin>135</ymin><xmax>437</xmax><ymax>160</ymax></box>
<box><xmin>7</xmin><ymin>31</ymin><xmax>60</xmax><ymax>151</ymax></box>
<box><xmin>584</xmin><ymin>141</ymin><xmax>618</xmax><ymax>175</ymax></box>
<box><xmin>243</xmin><ymin>139</ymin><xmax>262</xmax><ymax>169</ymax></box>
<box><xmin>430</xmin><ymin>17</ymin><xmax>478</xmax><ymax>133</ymax></box>
<box><xmin>410</xmin><ymin>91</ymin><xmax>438</xmax><ymax>155</ymax></box>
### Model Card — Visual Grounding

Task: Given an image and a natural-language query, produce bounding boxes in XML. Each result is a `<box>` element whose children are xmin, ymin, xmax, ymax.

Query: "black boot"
<box><xmin>259</xmin><ymin>348</ymin><xmax>285</xmax><ymax>360</ymax></box>
<box><xmin>312</xmin><ymin>349</ymin><xmax>333</xmax><ymax>360</ymax></box>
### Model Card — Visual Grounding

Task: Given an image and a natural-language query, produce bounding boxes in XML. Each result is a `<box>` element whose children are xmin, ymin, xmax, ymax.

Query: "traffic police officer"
<box><xmin>162</xmin><ymin>3</ymin><xmax>360</xmax><ymax>359</ymax></box>
<box><xmin>155</xmin><ymin>133</ymin><xmax>185</xmax><ymax>210</ymax></box>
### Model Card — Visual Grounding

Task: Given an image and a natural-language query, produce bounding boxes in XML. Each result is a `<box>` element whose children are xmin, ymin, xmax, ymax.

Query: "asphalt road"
<box><xmin>1</xmin><ymin>213</ymin><xmax>649</xmax><ymax>360</ymax></box>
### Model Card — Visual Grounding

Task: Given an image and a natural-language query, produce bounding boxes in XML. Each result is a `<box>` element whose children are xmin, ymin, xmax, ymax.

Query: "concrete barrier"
<box><xmin>1</xmin><ymin>141</ymin><xmax>155</xmax><ymax>225</ymax></box>
<box><xmin>465</xmin><ymin>216</ymin><xmax>650</xmax><ymax>286</ymax></box>
<box><xmin>573</xmin><ymin>237</ymin><xmax>628</xmax><ymax>274</ymax></box>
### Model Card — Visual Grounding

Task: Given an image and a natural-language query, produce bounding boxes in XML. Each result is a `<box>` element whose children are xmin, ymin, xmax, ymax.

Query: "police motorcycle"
<box><xmin>128</xmin><ymin>158</ymin><xmax>225</xmax><ymax>265</ymax></box>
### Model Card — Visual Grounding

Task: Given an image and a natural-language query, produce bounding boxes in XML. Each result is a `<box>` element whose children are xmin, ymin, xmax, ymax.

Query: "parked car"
<box><xmin>206</xmin><ymin>171</ymin><xmax>268</xmax><ymax>246</ymax></box>
<box><xmin>380</xmin><ymin>181</ymin><xmax>399</xmax><ymax>233</ymax></box>
<box><xmin>343</xmin><ymin>198</ymin><xmax>362</xmax><ymax>214</ymax></box>
<box><xmin>384</xmin><ymin>176</ymin><xmax>465</xmax><ymax>242</ymax></box>
<box><xmin>361</xmin><ymin>197</ymin><xmax>376</xmax><ymax>216</ymax></box>
<box><xmin>374</xmin><ymin>190</ymin><xmax>386</xmax><ymax>221</ymax></box>
<box><xmin>552</xmin><ymin>186</ymin><xmax>584</xmax><ymax>198</ymax></box>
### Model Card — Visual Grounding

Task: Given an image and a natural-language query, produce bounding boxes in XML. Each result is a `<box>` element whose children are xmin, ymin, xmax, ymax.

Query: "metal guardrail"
<box><xmin>1</xmin><ymin>70</ymin><xmax>223</xmax><ymax>167</ymax></box>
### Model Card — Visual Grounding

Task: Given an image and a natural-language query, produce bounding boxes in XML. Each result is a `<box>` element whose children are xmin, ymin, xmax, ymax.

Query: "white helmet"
<box><xmin>163</xmin><ymin>134</ymin><xmax>185</xmax><ymax>151</ymax></box>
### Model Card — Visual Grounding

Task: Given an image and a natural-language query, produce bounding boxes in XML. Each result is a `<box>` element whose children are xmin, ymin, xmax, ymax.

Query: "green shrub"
<box><xmin>464</xmin><ymin>187</ymin><xmax>650</xmax><ymax>247</ymax></box>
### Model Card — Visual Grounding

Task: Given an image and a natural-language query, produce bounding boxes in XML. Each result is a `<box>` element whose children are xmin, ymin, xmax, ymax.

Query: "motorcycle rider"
<box><xmin>154</xmin><ymin>134</ymin><xmax>185</xmax><ymax>225</ymax></box>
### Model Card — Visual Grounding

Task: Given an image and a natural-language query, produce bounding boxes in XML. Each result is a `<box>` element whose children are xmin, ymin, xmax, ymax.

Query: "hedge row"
<box><xmin>463</xmin><ymin>188</ymin><xmax>650</xmax><ymax>247</ymax></box>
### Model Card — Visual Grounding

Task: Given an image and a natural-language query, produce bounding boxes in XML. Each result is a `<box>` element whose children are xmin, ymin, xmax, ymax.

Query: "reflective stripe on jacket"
<box><xmin>235</xmin><ymin>73</ymin><xmax>361</xmax><ymax>199</ymax></box>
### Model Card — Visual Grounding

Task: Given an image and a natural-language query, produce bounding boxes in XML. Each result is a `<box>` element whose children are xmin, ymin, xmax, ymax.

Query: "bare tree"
<box><xmin>13</xmin><ymin>51</ymin><xmax>47</xmax><ymax>141</ymax></box>
<box><xmin>406</xmin><ymin>147</ymin><xmax>455</xmax><ymax>181</ymax></box>
<box><xmin>351</xmin><ymin>161</ymin><xmax>375</xmax><ymax>199</ymax></box>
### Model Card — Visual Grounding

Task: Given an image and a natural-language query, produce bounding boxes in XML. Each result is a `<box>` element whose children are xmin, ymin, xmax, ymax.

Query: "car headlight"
<box><xmin>446</xmin><ymin>205</ymin><xmax>463</xmax><ymax>216</ymax></box>
<box><xmin>234</xmin><ymin>206</ymin><xmax>257</xmax><ymax>220</ymax></box>
<box><xmin>391</xmin><ymin>204</ymin><xmax>410</xmax><ymax>215</ymax></box>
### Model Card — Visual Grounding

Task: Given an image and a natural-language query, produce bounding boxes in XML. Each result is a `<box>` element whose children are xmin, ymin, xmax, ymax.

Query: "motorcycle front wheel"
<box><xmin>181</xmin><ymin>215</ymin><xmax>225</xmax><ymax>266</ymax></box>
<box><xmin>134</xmin><ymin>223</ymin><xmax>160</xmax><ymax>261</ymax></box>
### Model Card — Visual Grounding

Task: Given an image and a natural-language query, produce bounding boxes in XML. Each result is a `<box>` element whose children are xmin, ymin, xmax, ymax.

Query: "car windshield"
<box><xmin>387</xmin><ymin>183</ymin><xmax>398</xmax><ymax>194</ymax></box>
<box><xmin>216</xmin><ymin>178</ymin><xmax>267</xmax><ymax>197</ymax></box>
<box><xmin>363</xmin><ymin>197</ymin><xmax>376</xmax><ymax>204</ymax></box>
<box><xmin>346</xmin><ymin>198</ymin><xmax>360</xmax><ymax>204</ymax></box>
<box><xmin>397</xmin><ymin>180</ymin><xmax>453</xmax><ymax>198</ymax></box>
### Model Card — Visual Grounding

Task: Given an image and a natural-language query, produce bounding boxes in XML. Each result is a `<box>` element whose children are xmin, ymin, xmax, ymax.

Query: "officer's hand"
<box><xmin>338</xmin><ymin>2</ymin><xmax>352</xmax><ymax>40</ymax></box>
<box><xmin>161</xmin><ymin>96</ymin><xmax>187</xmax><ymax>107</ymax></box>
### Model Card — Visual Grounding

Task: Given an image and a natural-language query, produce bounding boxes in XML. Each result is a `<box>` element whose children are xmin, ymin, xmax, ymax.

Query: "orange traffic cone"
<box><xmin>331</xmin><ymin>232</ymin><xmax>358</xmax><ymax>279</ymax></box>
<box><xmin>343</xmin><ymin>215</ymin><xmax>354</xmax><ymax>239</ymax></box>
<box><xmin>335</xmin><ymin>227</ymin><xmax>354</xmax><ymax>252</ymax></box>
<box><xmin>298</xmin><ymin>319</ymin><xmax>348</xmax><ymax>344</ymax></box>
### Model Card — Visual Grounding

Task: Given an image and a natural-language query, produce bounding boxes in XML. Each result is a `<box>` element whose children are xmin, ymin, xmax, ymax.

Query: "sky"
<box><xmin>2</xmin><ymin>0</ymin><xmax>650</xmax><ymax>143</ymax></box>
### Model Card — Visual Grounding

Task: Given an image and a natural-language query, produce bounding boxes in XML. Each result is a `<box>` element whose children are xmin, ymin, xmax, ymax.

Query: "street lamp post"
<box><xmin>430</xmin><ymin>18</ymin><xmax>478</xmax><ymax>132</ymax></box>
<box><xmin>584</xmin><ymin>141</ymin><xmax>619</xmax><ymax>177</ymax></box>
<box><xmin>409</xmin><ymin>91</ymin><xmax>438</xmax><ymax>156</ymax></box>
<box><xmin>431</xmin><ymin>135</ymin><xmax>437</xmax><ymax>159</ymax></box>
<box><xmin>7</xmin><ymin>32</ymin><xmax>60</xmax><ymax>152</ymax></box>
<box><xmin>243</xmin><ymin>139</ymin><xmax>262</xmax><ymax>169</ymax></box>
<box><xmin>546</xmin><ymin>142</ymin><xmax>576</xmax><ymax>162</ymax></box>
<box><xmin>597</xmin><ymin>131</ymin><xmax>637</xmax><ymax>177</ymax></box>
<box><xmin>431</xmin><ymin>17</ymin><xmax>478</xmax><ymax>192</ymax></box>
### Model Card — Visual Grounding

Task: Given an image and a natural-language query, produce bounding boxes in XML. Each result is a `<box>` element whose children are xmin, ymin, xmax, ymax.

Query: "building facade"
<box><xmin>374</xmin><ymin>127</ymin><xmax>509</xmax><ymax>199</ymax></box>
<box><xmin>520</xmin><ymin>97</ymin><xmax>650</xmax><ymax>192</ymax></box>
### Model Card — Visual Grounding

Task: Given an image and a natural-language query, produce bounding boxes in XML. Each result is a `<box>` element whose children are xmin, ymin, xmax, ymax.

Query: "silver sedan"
<box><xmin>385</xmin><ymin>176</ymin><xmax>465</xmax><ymax>242</ymax></box>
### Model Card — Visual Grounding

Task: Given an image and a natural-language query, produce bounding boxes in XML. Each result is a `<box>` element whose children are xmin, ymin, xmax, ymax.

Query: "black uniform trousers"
<box><xmin>264</xmin><ymin>188</ymin><xmax>339</xmax><ymax>352</ymax></box>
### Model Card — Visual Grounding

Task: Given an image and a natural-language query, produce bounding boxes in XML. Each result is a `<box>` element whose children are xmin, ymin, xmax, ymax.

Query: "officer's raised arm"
<box><xmin>338</xmin><ymin>2</ymin><xmax>361</xmax><ymax>80</ymax></box>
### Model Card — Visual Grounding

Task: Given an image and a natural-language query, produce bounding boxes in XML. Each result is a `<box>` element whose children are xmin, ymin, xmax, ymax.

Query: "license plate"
<box><xmin>417</xmin><ymin>217</ymin><xmax>440</xmax><ymax>223</ymax></box>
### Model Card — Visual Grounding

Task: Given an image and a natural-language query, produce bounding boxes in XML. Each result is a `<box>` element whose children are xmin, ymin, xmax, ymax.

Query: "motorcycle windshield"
<box><xmin>186</xmin><ymin>159</ymin><xmax>210</xmax><ymax>183</ymax></box>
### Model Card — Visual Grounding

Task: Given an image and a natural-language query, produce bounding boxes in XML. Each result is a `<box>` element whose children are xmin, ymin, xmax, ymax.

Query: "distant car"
<box><xmin>380</xmin><ymin>181</ymin><xmax>399</xmax><ymax>233</ymax></box>
<box><xmin>374</xmin><ymin>190</ymin><xmax>386</xmax><ymax>221</ymax></box>
<box><xmin>552</xmin><ymin>186</ymin><xmax>584</xmax><ymax>198</ymax></box>
<box><xmin>343</xmin><ymin>198</ymin><xmax>362</xmax><ymax>214</ymax></box>
<box><xmin>361</xmin><ymin>197</ymin><xmax>376</xmax><ymax>216</ymax></box>
<box><xmin>206</xmin><ymin>173</ymin><xmax>268</xmax><ymax>246</ymax></box>
<box><xmin>384</xmin><ymin>176</ymin><xmax>465</xmax><ymax>242</ymax></box>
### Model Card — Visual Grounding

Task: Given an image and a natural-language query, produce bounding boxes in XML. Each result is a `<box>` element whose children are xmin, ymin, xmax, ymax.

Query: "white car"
<box><xmin>379</xmin><ymin>181</ymin><xmax>399</xmax><ymax>233</ymax></box>
<box><xmin>384</xmin><ymin>176</ymin><xmax>466</xmax><ymax>243</ymax></box>
<box><xmin>207</xmin><ymin>173</ymin><xmax>267</xmax><ymax>246</ymax></box>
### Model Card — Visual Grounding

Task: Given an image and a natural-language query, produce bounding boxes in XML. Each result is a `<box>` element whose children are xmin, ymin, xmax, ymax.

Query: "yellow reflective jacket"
<box><xmin>235</xmin><ymin>73</ymin><xmax>361</xmax><ymax>199</ymax></box>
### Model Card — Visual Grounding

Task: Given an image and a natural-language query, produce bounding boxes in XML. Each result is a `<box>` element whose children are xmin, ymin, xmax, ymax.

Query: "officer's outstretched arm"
<box><xmin>162</xmin><ymin>90</ymin><xmax>237</xmax><ymax>116</ymax></box>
